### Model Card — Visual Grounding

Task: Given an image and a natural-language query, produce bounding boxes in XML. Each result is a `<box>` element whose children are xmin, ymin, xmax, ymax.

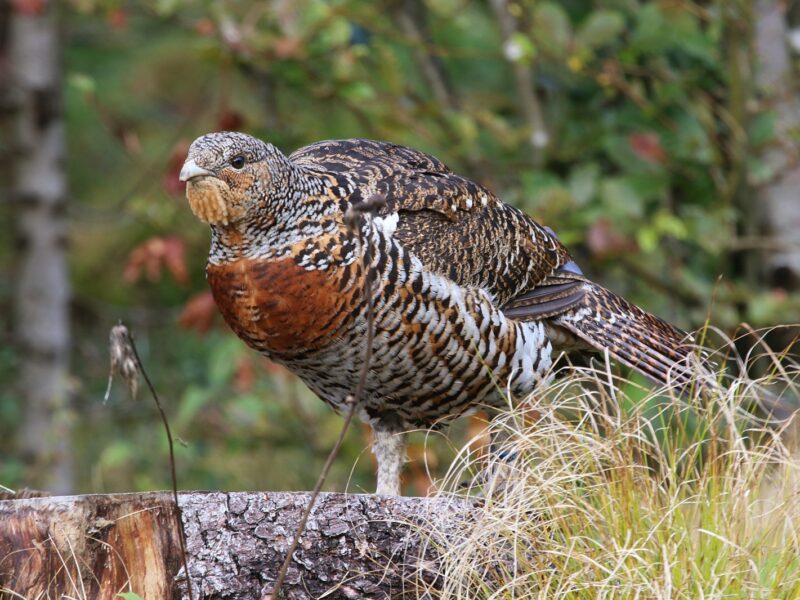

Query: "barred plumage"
<box><xmin>181</xmin><ymin>131</ymin><xmax>699</xmax><ymax>495</ymax></box>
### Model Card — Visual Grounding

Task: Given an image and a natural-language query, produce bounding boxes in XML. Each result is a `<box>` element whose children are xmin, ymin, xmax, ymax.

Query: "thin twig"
<box><xmin>489</xmin><ymin>0</ymin><xmax>549</xmax><ymax>166</ymax></box>
<box><xmin>269</xmin><ymin>399</ymin><xmax>358</xmax><ymax>598</ymax></box>
<box><xmin>271</xmin><ymin>197</ymin><xmax>384</xmax><ymax>598</ymax></box>
<box><xmin>394</xmin><ymin>0</ymin><xmax>456</xmax><ymax>111</ymax></box>
<box><xmin>113</xmin><ymin>324</ymin><xmax>194</xmax><ymax>600</ymax></box>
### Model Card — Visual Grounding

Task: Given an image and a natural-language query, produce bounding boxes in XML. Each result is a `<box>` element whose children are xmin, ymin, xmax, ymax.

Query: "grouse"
<box><xmin>181</xmin><ymin>131</ymin><xmax>701</xmax><ymax>495</ymax></box>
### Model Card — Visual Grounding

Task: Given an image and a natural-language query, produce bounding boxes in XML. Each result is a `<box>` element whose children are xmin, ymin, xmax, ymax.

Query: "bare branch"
<box><xmin>106</xmin><ymin>322</ymin><xmax>194</xmax><ymax>600</ymax></box>
<box><xmin>489</xmin><ymin>0</ymin><xmax>549</xmax><ymax>166</ymax></box>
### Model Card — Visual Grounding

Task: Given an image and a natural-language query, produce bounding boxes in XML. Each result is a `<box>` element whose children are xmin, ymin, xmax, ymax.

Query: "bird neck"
<box><xmin>208</xmin><ymin>163</ymin><xmax>345</xmax><ymax>264</ymax></box>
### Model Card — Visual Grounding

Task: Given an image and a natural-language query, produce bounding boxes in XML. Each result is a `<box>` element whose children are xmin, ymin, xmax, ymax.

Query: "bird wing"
<box><xmin>291</xmin><ymin>138</ymin><xmax>452</xmax><ymax>175</ymax></box>
<box><xmin>291</xmin><ymin>138</ymin><xmax>582</xmax><ymax>310</ymax></box>
<box><xmin>291</xmin><ymin>138</ymin><xmax>704</xmax><ymax>390</ymax></box>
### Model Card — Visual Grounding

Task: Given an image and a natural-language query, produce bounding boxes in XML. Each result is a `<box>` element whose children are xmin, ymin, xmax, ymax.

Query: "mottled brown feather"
<box><xmin>292</xmin><ymin>139</ymin><xmax>573</xmax><ymax>304</ymax></box>
<box><xmin>188</xmin><ymin>133</ymin><xmax>708</xmax><ymax>419</ymax></box>
<box><xmin>291</xmin><ymin>138</ymin><xmax>703</xmax><ymax>389</ymax></box>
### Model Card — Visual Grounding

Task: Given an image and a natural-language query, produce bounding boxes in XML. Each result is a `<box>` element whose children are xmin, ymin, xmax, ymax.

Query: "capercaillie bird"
<box><xmin>180</xmin><ymin>131</ymin><xmax>704</xmax><ymax>495</ymax></box>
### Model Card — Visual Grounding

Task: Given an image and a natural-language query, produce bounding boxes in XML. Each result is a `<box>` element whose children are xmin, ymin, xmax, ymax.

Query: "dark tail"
<box><xmin>552</xmin><ymin>284</ymin><xmax>707</xmax><ymax>391</ymax></box>
<box><xmin>552</xmin><ymin>284</ymin><xmax>797</xmax><ymax>422</ymax></box>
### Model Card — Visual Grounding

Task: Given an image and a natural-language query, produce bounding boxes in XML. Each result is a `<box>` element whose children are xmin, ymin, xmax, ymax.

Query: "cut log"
<box><xmin>0</xmin><ymin>491</ymin><xmax>468</xmax><ymax>599</ymax></box>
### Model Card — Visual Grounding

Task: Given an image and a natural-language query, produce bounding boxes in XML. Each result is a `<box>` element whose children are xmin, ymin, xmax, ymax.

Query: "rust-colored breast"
<box><xmin>207</xmin><ymin>257</ymin><xmax>358</xmax><ymax>355</ymax></box>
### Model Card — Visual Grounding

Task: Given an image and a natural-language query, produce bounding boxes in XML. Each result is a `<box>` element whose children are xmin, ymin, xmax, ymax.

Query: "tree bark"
<box><xmin>8</xmin><ymin>0</ymin><xmax>73</xmax><ymax>492</ymax></box>
<box><xmin>0</xmin><ymin>491</ymin><xmax>469</xmax><ymax>599</ymax></box>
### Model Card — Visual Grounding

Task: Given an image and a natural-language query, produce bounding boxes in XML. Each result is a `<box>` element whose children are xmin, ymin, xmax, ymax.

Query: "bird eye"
<box><xmin>230</xmin><ymin>155</ymin><xmax>246</xmax><ymax>169</ymax></box>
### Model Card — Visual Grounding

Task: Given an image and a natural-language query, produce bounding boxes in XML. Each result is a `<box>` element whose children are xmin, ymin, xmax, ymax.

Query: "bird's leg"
<box><xmin>460</xmin><ymin>412</ymin><xmax>518</xmax><ymax>494</ymax></box>
<box><xmin>371</xmin><ymin>426</ymin><xmax>406</xmax><ymax>496</ymax></box>
<box><xmin>483</xmin><ymin>425</ymin><xmax>518</xmax><ymax>494</ymax></box>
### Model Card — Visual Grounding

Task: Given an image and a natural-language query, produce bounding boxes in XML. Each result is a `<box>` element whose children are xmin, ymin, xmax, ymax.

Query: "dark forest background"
<box><xmin>1</xmin><ymin>0</ymin><xmax>799</xmax><ymax>496</ymax></box>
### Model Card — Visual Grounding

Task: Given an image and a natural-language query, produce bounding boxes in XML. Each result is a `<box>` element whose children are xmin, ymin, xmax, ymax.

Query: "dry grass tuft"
<box><xmin>416</xmin><ymin>328</ymin><xmax>800</xmax><ymax>599</ymax></box>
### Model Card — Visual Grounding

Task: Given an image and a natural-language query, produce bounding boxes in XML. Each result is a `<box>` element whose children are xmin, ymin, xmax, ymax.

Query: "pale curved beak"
<box><xmin>179</xmin><ymin>160</ymin><xmax>214</xmax><ymax>182</ymax></box>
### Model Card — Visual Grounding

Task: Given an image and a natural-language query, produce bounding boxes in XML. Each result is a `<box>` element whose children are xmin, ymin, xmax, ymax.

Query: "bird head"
<box><xmin>180</xmin><ymin>131</ymin><xmax>288</xmax><ymax>227</ymax></box>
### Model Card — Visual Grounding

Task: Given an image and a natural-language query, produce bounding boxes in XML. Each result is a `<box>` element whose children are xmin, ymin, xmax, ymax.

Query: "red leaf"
<box><xmin>586</xmin><ymin>218</ymin><xmax>638</xmax><ymax>259</ymax></box>
<box><xmin>628</xmin><ymin>132</ymin><xmax>667</xmax><ymax>163</ymax></box>
<box><xmin>125</xmin><ymin>235</ymin><xmax>189</xmax><ymax>286</ymax></box>
<box><xmin>163</xmin><ymin>237</ymin><xmax>189</xmax><ymax>285</ymax></box>
<box><xmin>216</xmin><ymin>110</ymin><xmax>245</xmax><ymax>132</ymax></box>
<box><xmin>771</xmin><ymin>288</ymin><xmax>788</xmax><ymax>301</ymax></box>
<box><xmin>233</xmin><ymin>355</ymin><xmax>256</xmax><ymax>392</ymax></box>
<box><xmin>11</xmin><ymin>0</ymin><xmax>46</xmax><ymax>15</ymax></box>
<box><xmin>194</xmin><ymin>18</ymin><xmax>216</xmax><ymax>37</ymax></box>
<box><xmin>162</xmin><ymin>139</ymin><xmax>191</xmax><ymax>196</ymax></box>
<box><xmin>261</xmin><ymin>359</ymin><xmax>292</xmax><ymax>379</ymax></box>
<box><xmin>273</xmin><ymin>37</ymin><xmax>302</xmax><ymax>59</ymax></box>
<box><xmin>107</xmin><ymin>7</ymin><xmax>127</xmax><ymax>31</ymax></box>
<box><xmin>177</xmin><ymin>291</ymin><xmax>217</xmax><ymax>334</ymax></box>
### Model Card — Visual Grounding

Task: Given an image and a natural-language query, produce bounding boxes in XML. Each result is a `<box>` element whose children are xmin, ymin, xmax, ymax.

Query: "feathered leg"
<box><xmin>460</xmin><ymin>411</ymin><xmax>521</xmax><ymax>494</ymax></box>
<box><xmin>372</xmin><ymin>426</ymin><xmax>406</xmax><ymax>495</ymax></box>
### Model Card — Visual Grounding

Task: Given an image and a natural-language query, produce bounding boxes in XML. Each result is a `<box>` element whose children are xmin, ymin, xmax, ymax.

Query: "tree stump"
<box><xmin>0</xmin><ymin>491</ymin><xmax>468</xmax><ymax>599</ymax></box>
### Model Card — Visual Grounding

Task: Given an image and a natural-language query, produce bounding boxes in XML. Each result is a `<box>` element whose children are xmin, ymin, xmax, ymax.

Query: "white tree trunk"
<box><xmin>9</xmin><ymin>0</ymin><xmax>72</xmax><ymax>493</ymax></box>
<box><xmin>755</xmin><ymin>1</ymin><xmax>800</xmax><ymax>288</ymax></box>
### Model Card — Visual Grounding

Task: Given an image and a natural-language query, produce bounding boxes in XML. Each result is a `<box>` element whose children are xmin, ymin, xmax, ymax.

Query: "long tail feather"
<box><xmin>553</xmin><ymin>283</ymin><xmax>703</xmax><ymax>390</ymax></box>
<box><xmin>510</xmin><ymin>281</ymin><xmax>797</xmax><ymax>422</ymax></box>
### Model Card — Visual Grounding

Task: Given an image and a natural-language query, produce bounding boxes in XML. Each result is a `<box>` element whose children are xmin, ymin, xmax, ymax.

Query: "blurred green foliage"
<box><xmin>1</xmin><ymin>0</ymin><xmax>798</xmax><ymax>494</ymax></box>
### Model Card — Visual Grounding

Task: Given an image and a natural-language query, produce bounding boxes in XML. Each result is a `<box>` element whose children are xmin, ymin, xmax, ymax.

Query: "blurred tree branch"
<box><xmin>393</xmin><ymin>0</ymin><xmax>457</xmax><ymax>111</ymax></box>
<box><xmin>489</xmin><ymin>0</ymin><xmax>548</xmax><ymax>167</ymax></box>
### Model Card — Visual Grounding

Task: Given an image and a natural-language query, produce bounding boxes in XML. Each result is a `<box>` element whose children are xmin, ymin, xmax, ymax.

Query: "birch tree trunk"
<box><xmin>754</xmin><ymin>1</ymin><xmax>800</xmax><ymax>291</ymax></box>
<box><xmin>8</xmin><ymin>0</ymin><xmax>72</xmax><ymax>493</ymax></box>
